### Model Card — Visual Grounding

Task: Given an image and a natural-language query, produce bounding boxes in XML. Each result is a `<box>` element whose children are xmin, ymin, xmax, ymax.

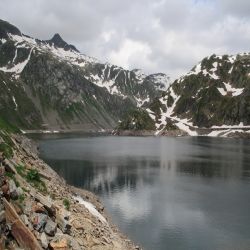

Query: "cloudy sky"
<box><xmin>1</xmin><ymin>0</ymin><xmax>250</xmax><ymax>79</ymax></box>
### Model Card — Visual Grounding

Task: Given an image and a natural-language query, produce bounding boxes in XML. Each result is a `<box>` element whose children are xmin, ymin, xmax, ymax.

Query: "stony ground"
<box><xmin>0</xmin><ymin>134</ymin><xmax>140</xmax><ymax>250</ymax></box>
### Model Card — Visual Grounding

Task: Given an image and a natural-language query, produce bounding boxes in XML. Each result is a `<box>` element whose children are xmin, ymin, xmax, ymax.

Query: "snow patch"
<box><xmin>187</xmin><ymin>62</ymin><xmax>219</xmax><ymax>80</ymax></box>
<box><xmin>228</xmin><ymin>55</ymin><xmax>236</xmax><ymax>64</ymax></box>
<box><xmin>0</xmin><ymin>38</ymin><xmax>7</xmax><ymax>44</ymax></box>
<box><xmin>135</xmin><ymin>95</ymin><xmax>150</xmax><ymax>107</ymax></box>
<box><xmin>217</xmin><ymin>82</ymin><xmax>244</xmax><ymax>97</ymax></box>
<box><xmin>12</xmin><ymin>96</ymin><xmax>18</xmax><ymax>110</ymax></box>
<box><xmin>132</xmin><ymin>69</ymin><xmax>146</xmax><ymax>83</ymax></box>
<box><xmin>175</xmin><ymin>122</ymin><xmax>198</xmax><ymax>136</ymax></box>
<box><xmin>149</xmin><ymin>74</ymin><xmax>170</xmax><ymax>90</ymax></box>
<box><xmin>0</xmin><ymin>47</ymin><xmax>34</xmax><ymax>78</ymax></box>
<box><xmin>211</xmin><ymin>123</ymin><xmax>250</xmax><ymax>129</ymax></box>
<box><xmin>73</xmin><ymin>196</ymin><xmax>107</xmax><ymax>224</ymax></box>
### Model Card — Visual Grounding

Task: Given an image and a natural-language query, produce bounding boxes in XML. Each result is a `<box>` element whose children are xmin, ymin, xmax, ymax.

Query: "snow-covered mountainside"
<box><xmin>117</xmin><ymin>53</ymin><xmax>250</xmax><ymax>137</ymax></box>
<box><xmin>0</xmin><ymin>19</ymin><xmax>169</xmax><ymax>131</ymax></box>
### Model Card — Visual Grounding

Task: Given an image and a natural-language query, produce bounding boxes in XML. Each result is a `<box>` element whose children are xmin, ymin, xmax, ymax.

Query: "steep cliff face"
<box><xmin>0</xmin><ymin>19</ymin><xmax>169</xmax><ymax>131</ymax></box>
<box><xmin>117</xmin><ymin>54</ymin><xmax>250</xmax><ymax>137</ymax></box>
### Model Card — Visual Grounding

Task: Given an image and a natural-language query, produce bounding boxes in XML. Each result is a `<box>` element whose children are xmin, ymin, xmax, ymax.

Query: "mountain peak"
<box><xmin>50</xmin><ymin>33</ymin><xmax>66</xmax><ymax>46</ymax></box>
<box><xmin>0</xmin><ymin>19</ymin><xmax>21</xmax><ymax>39</ymax></box>
<box><xmin>48</xmin><ymin>33</ymin><xmax>79</xmax><ymax>52</ymax></box>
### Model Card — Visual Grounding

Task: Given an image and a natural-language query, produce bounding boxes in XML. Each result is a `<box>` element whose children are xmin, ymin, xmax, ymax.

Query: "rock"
<box><xmin>0</xmin><ymin>210</ymin><xmax>5</xmax><ymax>223</ymax></box>
<box><xmin>1</xmin><ymin>182</ymin><xmax>9</xmax><ymax>198</ymax></box>
<box><xmin>20</xmin><ymin>214</ymin><xmax>30</xmax><ymax>226</ymax></box>
<box><xmin>69</xmin><ymin>237</ymin><xmax>81</xmax><ymax>249</ymax></box>
<box><xmin>44</xmin><ymin>218</ymin><xmax>57</xmax><ymax>236</ymax></box>
<box><xmin>72</xmin><ymin>220</ymin><xmax>84</xmax><ymax>230</ymax></box>
<box><xmin>16</xmin><ymin>187</ymin><xmax>23</xmax><ymax>196</ymax></box>
<box><xmin>85</xmin><ymin>234</ymin><xmax>100</xmax><ymax>248</ymax></box>
<box><xmin>12</xmin><ymin>202</ymin><xmax>22</xmax><ymax>214</ymax></box>
<box><xmin>24</xmin><ymin>200</ymin><xmax>33</xmax><ymax>215</ymax></box>
<box><xmin>59</xmin><ymin>208</ymin><xmax>70</xmax><ymax>220</ymax></box>
<box><xmin>49</xmin><ymin>238</ymin><xmax>68</xmax><ymax>250</ymax></box>
<box><xmin>0</xmin><ymin>167</ymin><xmax>5</xmax><ymax>187</ymax></box>
<box><xmin>77</xmin><ymin>238</ymin><xmax>84</xmax><ymax>246</ymax></box>
<box><xmin>40</xmin><ymin>232</ymin><xmax>48</xmax><ymax>249</ymax></box>
<box><xmin>31</xmin><ymin>213</ymin><xmax>48</xmax><ymax>232</ymax></box>
<box><xmin>30</xmin><ymin>190</ymin><xmax>56</xmax><ymax>216</ymax></box>
<box><xmin>9</xmin><ymin>179</ymin><xmax>18</xmax><ymax>200</ymax></box>
<box><xmin>56</xmin><ymin>209</ymin><xmax>71</xmax><ymax>234</ymax></box>
<box><xmin>56</xmin><ymin>214</ymin><xmax>71</xmax><ymax>234</ymax></box>
<box><xmin>102</xmin><ymin>236</ymin><xmax>111</xmax><ymax>244</ymax></box>
<box><xmin>0</xmin><ymin>151</ymin><xmax>3</xmax><ymax>160</ymax></box>
<box><xmin>9</xmin><ymin>179</ymin><xmax>17</xmax><ymax>192</ymax></box>
<box><xmin>32</xmin><ymin>202</ymin><xmax>46</xmax><ymax>214</ymax></box>
<box><xmin>10</xmin><ymin>190</ymin><xmax>18</xmax><ymax>200</ymax></box>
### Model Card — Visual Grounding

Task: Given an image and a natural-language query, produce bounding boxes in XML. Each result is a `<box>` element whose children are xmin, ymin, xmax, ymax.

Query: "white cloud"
<box><xmin>0</xmin><ymin>0</ymin><xmax>250</xmax><ymax>80</ymax></box>
<box><xmin>108</xmin><ymin>39</ymin><xmax>154</xmax><ymax>70</ymax></box>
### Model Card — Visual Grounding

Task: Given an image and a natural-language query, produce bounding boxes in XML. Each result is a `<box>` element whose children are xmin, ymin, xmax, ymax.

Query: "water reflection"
<box><xmin>39</xmin><ymin>136</ymin><xmax>250</xmax><ymax>250</ymax></box>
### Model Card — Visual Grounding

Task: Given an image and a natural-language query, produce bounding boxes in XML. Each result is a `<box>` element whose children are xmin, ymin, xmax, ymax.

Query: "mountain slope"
<box><xmin>117</xmin><ymin>53</ymin><xmax>250</xmax><ymax>137</ymax></box>
<box><xmin>0</xmin><ymin>19</ymin><xmax>170</xmax><ymax>131</ymax></box>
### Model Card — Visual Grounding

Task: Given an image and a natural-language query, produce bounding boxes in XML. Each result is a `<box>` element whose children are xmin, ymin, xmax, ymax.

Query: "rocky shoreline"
<box><xmin>0</xmin><ymin>133</ymin><xmax>140</xmax><ymax>250</ymax></box>
<box><xmin>114</xmin><ymin>129</ymin><xmax>250</xmax><ymax>138</ymax></box>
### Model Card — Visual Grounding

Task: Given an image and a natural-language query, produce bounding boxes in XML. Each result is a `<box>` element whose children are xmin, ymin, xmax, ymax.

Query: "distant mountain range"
<box><xmin>0</xmin><ymin>19</ymin><xmax>169</xmax><ymax>132</ymax></box>
<box><xmin>0</xmin><ymin>19</ymin><xmax>250</xmax><ymax>137</ymax></box>
<box><xmin>117</xmin><ymin>54</ymin><xmax>250</xmax><ymax>137</ymax></box>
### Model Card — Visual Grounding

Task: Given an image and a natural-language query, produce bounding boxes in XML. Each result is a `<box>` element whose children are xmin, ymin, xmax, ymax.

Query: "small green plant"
<box><xmin>26</xmin><ymin>169</ymin><xmax>41</xmax><ymax>182</ymax></box>
<box><xmin>18</xmin><ymin>193</ymin><xmax>26</xmax><ymax>204</ymax></box>
<box><xmin>5</xmin><ymin>171</ymin><xmax>14</xmax><ymax>179</ymax></box>
<box><xmin>26</xmin><ymin>169</ymin><xmax>47</xmax><ymax>194</ymax></box>
<box><xmin>63</xmin><ymin>198</ymin><xmax>70</xmax><ymax>210</ymax></box>
<box><xmin>0</xmin><ymin>142</ymin><xmax>13</xmax><ymax>159</ymax></box>
<box><xmin>4</xmin><ymin>171</ymin><xmax>19</xmax><ymax>187</ymax></box>
<box><xmin>22</xmin><ymin>186</ymin><xmax>29</xmax><ymax>193</ymax></box>
<box><xmin>15</xmin><ymin>164</ymin><xmax>26</xmax><ymax>177</ymax></box>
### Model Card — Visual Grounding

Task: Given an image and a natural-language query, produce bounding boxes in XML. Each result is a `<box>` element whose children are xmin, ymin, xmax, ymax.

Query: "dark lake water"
<box><xmin>38</xmin><ymin>135</ymin><xmax>250</xmax><ymax>250</ymax></box>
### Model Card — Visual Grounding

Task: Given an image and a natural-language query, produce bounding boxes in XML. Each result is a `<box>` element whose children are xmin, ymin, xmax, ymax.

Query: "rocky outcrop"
<box><xmin>0</xmin><ymin>132</ymin><xmax>140</xmax><ymax>250</ymax></box>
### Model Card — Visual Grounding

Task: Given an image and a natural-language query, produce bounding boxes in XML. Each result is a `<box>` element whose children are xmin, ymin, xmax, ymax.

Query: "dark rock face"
<box><xmin>168</xmin><ymin>54</ymin><xmax>250</xmax><ymax>127</ymax></box>
<box><xmin>0</xmin><ymin>19</ymin><xmax>168</xmax><ymax>131</ymax></box>
<box><xmin>47</xmin><ymin>33</ymin><xmax>79</xmax><ymax>52</ymax></box>
<box><xmin>0</xmin><ymin>19</ymin><xmax>21</xmax><ymax>39</ymax></box>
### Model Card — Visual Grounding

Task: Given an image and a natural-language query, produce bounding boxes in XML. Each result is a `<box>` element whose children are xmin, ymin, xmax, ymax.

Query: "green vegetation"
<box><xmin>13</xmin><ymin>164</ymin><xmax>47</xmax><ymax>194</ymax></box>
<box><xmin>0</xmin><ymin>117</ymin><xmax>19</xmax><ymax>133</ymax></box>
<box><xmin>165</xmin><ymin>119</ymin><xmax>178</xmax><ymax>130</ymax></box>
<box><xmin>63</xmin><ymin>198</ymin><xmax>70</xmax><ymax>210</ymax></box>
<box><xmin>4</xmin><ymin>171</ymin><xmax>20</xmax><ymax>187</ymax></box>
<box><xmin>4</xmin><ymin>171</ymin><xmax>14</xmax><ymax>179</ymax></box>
<box><xmin>26</xmin><ymin>169</ymin><xmax>47</xmax><ymax>193</ymax></box>
<box><xmin>118</xmin><ymin>109</ymin><xmax>156</xmax><ymax>131</ymax></box>
<box><xmin>26</xmin><ymin>169</ymin><xmax>40</xmax><ymax>182</ymax></box>
<box><xmin>0</xmin><ymin>142</ymin><xmax>13</xmax><ymax>159</ymax></box>
<box><xmin>15</xmin><ymin>164</ymin><xmax>26</xmax><ymax>177</ymax></box>
<box><xmin>18</xmin><ymin>193</ymin><xmax>26</xmax><ymax>204</ymax></box>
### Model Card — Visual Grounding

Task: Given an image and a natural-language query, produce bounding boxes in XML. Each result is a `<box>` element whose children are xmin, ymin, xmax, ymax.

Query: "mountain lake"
<box><xmin>36</xmin><ymin>135</ymin><xmax>250</xmax><ymax>250</ymax></box>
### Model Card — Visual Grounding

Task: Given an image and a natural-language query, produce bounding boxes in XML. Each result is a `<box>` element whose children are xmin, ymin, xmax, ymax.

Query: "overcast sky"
<box><xmin>1</xmin><ymin>0</ymin><xmax>250</xmax><ymax>79</ymax></box>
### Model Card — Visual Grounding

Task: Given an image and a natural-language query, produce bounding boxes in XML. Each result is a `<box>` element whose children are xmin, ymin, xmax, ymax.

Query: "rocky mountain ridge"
<box><xmin>117</xmin><ymin>53</ymin><xmax>250</xmax><ymax>137</ymax></box>
<box><xmin>0</xmin><ymin>19</ymin><xmax>170</xmax><ymax>131</ymax></box>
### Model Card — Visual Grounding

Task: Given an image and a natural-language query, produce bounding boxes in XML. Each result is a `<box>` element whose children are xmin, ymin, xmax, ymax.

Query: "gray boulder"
<box><xmin>44</xmin><ymin>218</ymin><xmax>57</xmax><ymax>236</ymax></box>
<box><xmin>40</xmin><ymin>232</ymin><xmax>48</xmax><ymax>249</ymax></box>
<box><xmin>31</xmin><ymin>213</ymin><xmax>48</xmax><ymax>232</ymax></box>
